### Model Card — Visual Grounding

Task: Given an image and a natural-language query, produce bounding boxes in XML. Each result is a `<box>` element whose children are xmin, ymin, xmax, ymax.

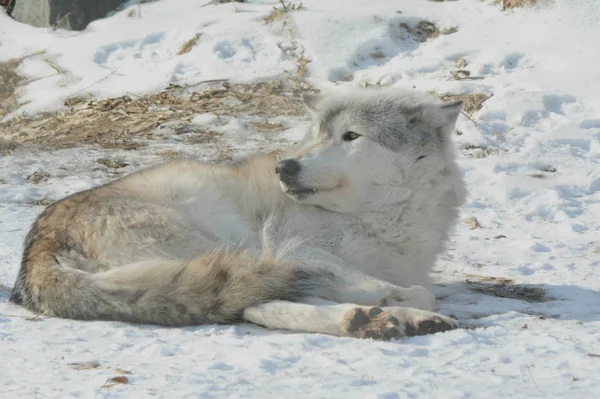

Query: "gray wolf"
<box><xmin>10</xmin><ymin>87</ymin><xmax>466</xmax><ymax>340</ymax></box>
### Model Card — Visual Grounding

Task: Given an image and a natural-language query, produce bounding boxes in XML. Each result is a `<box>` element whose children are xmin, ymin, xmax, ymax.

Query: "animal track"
<box><xmin>328</xmin><ymin>17</ymin><xmax>439</xmax><ymax>83</ymax></box>
<box><xmin>94</xmin><ymin>32</ymin><xmax>167</xmax><ymax>67</ymax></box>
<box><xmin>500</xmin><ymin>52</ymin><xmax>523</xmax><ymax>70</ymax></box>
<box><xmin>213</xmin><ymin>39</ymin><xmax>257</xmax><ymax>62</ymax></box>
<box><xmin>542</xmin><ymin>94</ymin><xmax>577</xmax><ymax>115</ymax></box>
<box><xmin>579</xmin><ymin>119</ymin><xmax>600</xmax><ymax>129</ymax></box>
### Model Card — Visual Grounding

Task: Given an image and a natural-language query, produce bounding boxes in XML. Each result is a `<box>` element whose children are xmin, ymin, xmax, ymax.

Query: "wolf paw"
<box><xmin>405</xmin><ymin>315</ymin><xmax>457</xmax><ymax>336</ymax></box>
<box><xmin>384</xmin><ymin>307</ymin><xmax>458</xmax><ymax>337</ymax></box>
<box><xmin>341</xmin><ymin>307</ymin><xmax>404</xmax><ymax>340</ymax></box>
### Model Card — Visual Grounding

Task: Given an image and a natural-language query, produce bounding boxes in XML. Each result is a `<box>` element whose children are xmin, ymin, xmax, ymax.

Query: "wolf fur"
<box><xmin>10</xmin><ymin>87</ymin><xmax>466</xmax><ymax>340</ymax></box>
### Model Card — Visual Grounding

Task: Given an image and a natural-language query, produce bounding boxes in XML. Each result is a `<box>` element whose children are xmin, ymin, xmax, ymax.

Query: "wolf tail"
<box><xmin>9</xmin><ymin>235</ymin><xmax>332</xmax><ymax>326</ymax></box>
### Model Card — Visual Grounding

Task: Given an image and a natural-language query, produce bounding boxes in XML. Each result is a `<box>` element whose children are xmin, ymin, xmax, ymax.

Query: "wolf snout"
<box><xmin>275</xmin><ymin>159</ymin><xmax>301</xmax><ymax>177</ymax></box>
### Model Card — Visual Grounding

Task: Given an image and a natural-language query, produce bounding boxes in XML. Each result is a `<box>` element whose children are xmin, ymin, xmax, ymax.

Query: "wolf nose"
<box><xmin>275</xmin><ymin>159</ymin><xmax>301</xmax><ymax>176</ymax></box>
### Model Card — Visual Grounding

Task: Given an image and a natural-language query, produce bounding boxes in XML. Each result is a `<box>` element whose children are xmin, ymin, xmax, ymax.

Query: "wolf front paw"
<box><xmin>405</xmin><ymin>314</ymin><xmax>457</xmax><ymax>336</ymax></box>
<box><xmin>383</xmin><ymin>307</ymin><xmax>458</xmax><ymax>337</ymax></box>
<box><xmin>341</xmin><ymin>306</ymin><xmax>404</xmax><ymax>341</ymax></box>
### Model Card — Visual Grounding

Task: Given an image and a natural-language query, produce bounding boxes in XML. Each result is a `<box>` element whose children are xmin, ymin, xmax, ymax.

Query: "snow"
<box><xmin>1</xmin><ymin>0</ymin><xmax>600</xmax><ymax>397</ymax></box>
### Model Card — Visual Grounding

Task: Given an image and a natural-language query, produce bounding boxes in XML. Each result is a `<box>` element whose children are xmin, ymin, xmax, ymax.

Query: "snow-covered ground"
<box><xmin>1</xmin><ymin>0</ymin><xmax>600</xmax><ymax>397</ymax></box>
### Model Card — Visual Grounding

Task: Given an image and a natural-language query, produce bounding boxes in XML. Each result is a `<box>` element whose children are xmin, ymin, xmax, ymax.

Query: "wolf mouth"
<box><xmin>286</xmin><ymin>187</ymin><xmax>318</xmax><ymax>196</ymax></box>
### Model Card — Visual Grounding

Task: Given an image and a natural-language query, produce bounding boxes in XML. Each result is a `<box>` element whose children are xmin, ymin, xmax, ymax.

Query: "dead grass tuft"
<box><xmin>249</xmin><ymin>121</ymin><xmax>285</xmax><ymax>132</ymax></box>
<box><xmin>154</xmin><ymin>149</ymin><xmax>185</xmax><ymax>158</ymax></box>
<box><xmin>261</xmin><ymin>8</ymin><xmax>286</xmax><ymax>24</ymax></box>
<box><xmin>296</xmin><ymin>57</ymin><xmax>312</xmax><ymax>79</ymax></box>
<box><xmin>27</xmin><ymin>171</ymin><xmax>50</xmax><ymax>184</ymax></box>
<box><xmin>497</xmin><ymin>0</ymin><xmax>545</xmax><ymax>9</ymax></box>
<box><xmin>261</xmin><ymin>1</ymin><xmax>303</xmax><ymax>25</ymax></box>
<box><xmin>464</xmin><ymin>274</ymin><xmax>549</xmax><ymax>303</ymax></box>
<box><xmin>0</xmin><ymin>58</ymin><xmax>24</xmax><ymax>119</ymax></box>
<box><xmin>461</xmin><ymin>144</ymin><xmax>494</xmax><ymax>159</ymax></box>
<box><xmin>186</xmin><ymin>130</ymin><xmax>222</xmax><ymax>145</ymax></box>
<box><xmin>177</xmin><ymin>33</ymin><xmax>202</xmax><ymax>56</ymax></box>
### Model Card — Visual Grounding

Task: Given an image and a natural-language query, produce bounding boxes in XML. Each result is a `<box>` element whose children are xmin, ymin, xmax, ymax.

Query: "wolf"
<box><xmin>10</xmin><ymin>87</ymin><xmax>466</xmax><ymax>340</ymax></box>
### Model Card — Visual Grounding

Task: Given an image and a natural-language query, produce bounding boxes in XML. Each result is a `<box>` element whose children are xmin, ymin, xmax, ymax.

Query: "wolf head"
<box><xmin>276</xmin><ymin>88</ymin><xmax>465</xmax><ymax>213</ymax></box>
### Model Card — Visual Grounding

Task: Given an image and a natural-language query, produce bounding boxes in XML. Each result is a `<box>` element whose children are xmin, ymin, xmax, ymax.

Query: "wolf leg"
<box><xmin>242</xmin><ymin>299</ymin><xmax>457</xmax><ymax>340</ymax></box>
<box><xmin>297</xmin><ymin>252</ymin><xmax>437</xmax><ymax>311</ymax></box>
<box><xmin>243</xmin><ymin>300</ymin><xmax>404</xmax><ymax>340</ymax></box>
<box><xmin>333</xmin><ymin>278</ymin><xmax>438</xmax><ymax>311</ymax></box>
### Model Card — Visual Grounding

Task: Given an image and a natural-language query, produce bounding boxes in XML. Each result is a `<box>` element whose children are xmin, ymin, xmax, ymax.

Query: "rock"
<box><xmin>10</xmin><ymin>0</ymin><xmax>126</xmax><ymax>31</ymax></box>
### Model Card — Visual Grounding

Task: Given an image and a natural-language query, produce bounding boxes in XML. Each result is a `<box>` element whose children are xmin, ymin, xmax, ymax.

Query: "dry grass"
<box><xmin>261</xmin><ymin>7</ymin><xmax>287</xmax><ymax>24</ymax></box>
<box><xmin>186</xmin><ymin>130</ymin><xmax>222</xmax><ymax>145</ymax></box>
<box><xmin>0</xmin><ymin>78</ymin><xmax>310</xmax><ymax>149</ymax></box>
<box><xmin>249</xmin><ymin>121</ymin><xmax>285</xmax><ymax>132</ymax></box>
<box><xmin>296</xmin><ymin>57</ymin><xmax>312</xmax><ymax>79</ymax></box>
<box><xmin>177</xmin><ymin>33</ymin><xmax>202</xmax><ymax>56</ymax></box>
<box><xmin>0</xmin><ymin>138</ymin><xmax>17</xmax><ymax>155</ymax></box>
<box><xmin>0</xmin><ymin>58</ymin><xmax>24</xmax><ymax>120</ymax></box>
<box><xmin>261</xmin><ymin>1</ymin><xmax>303</xmax><ymax>25</ymax></box>
<box><xmin>497</xmin><ymin>0</ymin><xmax>544</xmax><ymax>9</ymax></box>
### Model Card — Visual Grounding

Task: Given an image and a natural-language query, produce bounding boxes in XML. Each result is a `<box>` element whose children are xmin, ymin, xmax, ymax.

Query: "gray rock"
<box><xmin>11</xmin><ymin>0</ymin><xmax>126</xmax><ymax>31</ymax></box>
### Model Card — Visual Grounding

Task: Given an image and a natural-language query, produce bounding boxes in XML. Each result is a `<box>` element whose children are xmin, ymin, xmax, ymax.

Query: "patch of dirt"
<box><xmin>96</xmin><ymin>158</ymin><xmax>128</xmax><ymax>169</ymax></box>
<box><xmin>461</xmin><ymin>144</ymin><xmax>495</xmax><ymax>159</ymax></box>
<box><xmin>400</xmin><ymin>21</ymin><xmax>457</xmax><ymax>42</ymax></box>
<box><xmin>0</xmin><ymin>78</ymin><xmax>311</xmax><ymax>150</ymax></box>
<box><xmin>464</xmin><ymin>274</ymin><xmax>550</xmax><ymax>303</ymax></box>
<box><xmin>32</xmin><ymin>198</ymin><xmax>52</xmax><ymax>206</ymax></box>
<box><xmin>27</xmin><ymin>171</ymin><xmax>50</xmax><ymax>184</ymax></box>
<box><xmin>370</xmin><ymin>49</ymin><xmax>387</xmax><ymax>60</ymax></box>
<box><xmin>154</xmin><ymin>149</ymin><xmax>185</xmax><ymax>158</ymax></box>
<box><xmin>0</xmin><ymin>138</ymin><xmax>17</xmax><ymax>155</ymax></box>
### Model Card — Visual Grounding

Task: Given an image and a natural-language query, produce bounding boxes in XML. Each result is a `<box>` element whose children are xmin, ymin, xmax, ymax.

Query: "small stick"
<box><xmin>461</xmin><ymin>111</ymin><xmax>478</xmax><ymax>126</ymax></box>
<box><xmin>434</xmin><ymin>354</ymin><xmax>465</xmax><ymax>371</ymax></box>
<box><xmin>43</xmin><ymin>58</ymin><xmax>65</xmax><ymax>75</ymax></box>
<box><xmin>74</xmin><ymin>66</ymin><xmax>121</xmax><ymax>95</ymax></box>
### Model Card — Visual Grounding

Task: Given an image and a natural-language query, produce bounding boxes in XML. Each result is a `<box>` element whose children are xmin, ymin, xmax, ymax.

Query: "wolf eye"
<box><xmin>342</xmin><ymin>131</ymin><xmax>361</xmax><ymax>141</ymax></box>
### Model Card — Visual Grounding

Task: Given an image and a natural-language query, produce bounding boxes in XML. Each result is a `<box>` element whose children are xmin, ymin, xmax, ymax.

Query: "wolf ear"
<box><xmin>302</xmin><ymin>93</ymin><xmax>325</xmax><ymax>114</ymax></box>
<box><xmin>439</xmin><ymin>101</ymin><xmax>463</xmax><ymax>126</ymax></box>
<box><xmin>436</xmin><ymin>100</ymin><xmax>463</xmax><ymax>137</ymax></box>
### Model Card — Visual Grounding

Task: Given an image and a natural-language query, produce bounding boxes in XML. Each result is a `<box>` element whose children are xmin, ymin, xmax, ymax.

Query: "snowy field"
<box><xmin>1</xmin><ymin>0</ymin><xmax>600</xmax><ymax>397</ymax></box>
